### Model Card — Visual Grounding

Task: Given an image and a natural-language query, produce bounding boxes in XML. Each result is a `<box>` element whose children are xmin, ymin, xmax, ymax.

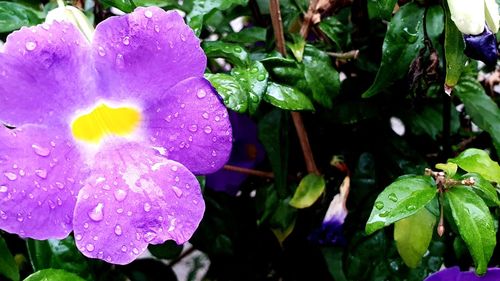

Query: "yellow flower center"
<box><xmin>71</xmin><ymin>103</ymin><xmax>141</xmax><ymax>143</ymax></box>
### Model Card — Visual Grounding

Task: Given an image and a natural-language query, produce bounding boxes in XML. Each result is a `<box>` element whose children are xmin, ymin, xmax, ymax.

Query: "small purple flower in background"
<box><xmin>424</xmin><ymin>266</ymin><xmax>500</xmax><ymax>281</ymax></box>
<box><xmin>0</xmin><ymin>6</ymin><xmax>232</xmax><ymax>264</ymax></box>
<box><xmin>464</xmin><ymin>26</ymin><xmax>498</xmax><ymax>67</ymax></box>
<box><xmin>206</xmin><ymin>112</ymin><xmax>265</xmax><ymax>195</ymax></box>
<box><xmin>308</xmin><ymin>176</ymin><xmax>349</xmax><ymax>246</ymax></box>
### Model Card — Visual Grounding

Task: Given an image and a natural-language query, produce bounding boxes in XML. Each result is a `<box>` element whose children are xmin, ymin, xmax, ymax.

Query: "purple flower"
<box><xmin>0</xmin><ymin>7</ymin><xmax>232</xmax><ymax>264</ymax></box>
<box><xmin>464</xmin><ymin>26</ymin><xmax>498</xmax><ymax>66</ymax></box>
<box><xmin>309</xmin><ymin>176</ymin><xmax>349</xmax><ymax>246</ymax></box>
<box><xmin>206</xmin><ymin>112</ymin><xmax>264</xmax><ymax>195</ymax></box>
<box><xmin>425</xmin><ymin>267</ymin><xmax>500</xmax><ymax>281</ymax></box>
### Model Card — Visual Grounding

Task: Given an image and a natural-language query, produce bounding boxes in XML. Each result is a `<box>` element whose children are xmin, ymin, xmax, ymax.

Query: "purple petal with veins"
<box><xmin>424</xmin><ymin>267</ymin><xmax>500</xmax><ymax>281</ymax></box>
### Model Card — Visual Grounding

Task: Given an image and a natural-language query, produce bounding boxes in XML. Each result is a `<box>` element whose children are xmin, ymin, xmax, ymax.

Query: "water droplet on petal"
<box><xmin>144</xmin><ymin>231</ymin><xmax>157</xmax><ymax>242</ymax></box>
<box><xmin>121</xmin><ymin>245</ymin><xmax>127</xmax><ymax>252</ymax></box>
<box><xmin>180</xmin><ymin>33</ymin><xmax>186</xmax><ymax>41</ymax></box>
<box><xmin>114</xmin><ymin>189</ymin><xmax>127</xmax><ymax>202</ymax></box>
<box><xmin>75</xmin><ymin>234</ymin><xmax>82</xmax><ymax>241</ymax></box>
<box><xmin>86</xmin><ymin>243</ymin><xmax>95</xmax><ymax>252</ymax></box>
<box><xmin>55</xmin><ymin>182</ymin><xmax>64</xmax><ymax>189</ymax></box>
<box><xmin>32</xmin><ymin>144</ymin><xmax>50</xmax><ymax>156</ymax></box>
<box><xmin>197</xmin><ymin>89</ymin><xmax>207</xmax><ymax>98</ymax></box>
<box><xmin>132</xmin><ymin>248</ymin><xmax>140</xmax><ymax>255</ymax></box>
<box><xmin>19</xmin><ymin>170</ymin><xmax>25</xmax><ymax>176</ymax></box>
<box><xmin>98</xmin><ymin>46</ymin><xmax>106</xmax><ymax>56</ymax></box>
<box><xmin>171</xmin><ymin>165</ymin><xmax>178</xmax><ymax>172</ymax></box>
<box><xmin>172</xmin><ymin>186</ymin><xmax>183</xmax><ymax>197</ymax></box>
<box><xmin>122</xmin><ymin>36</ymin><xmax>130</xmax><ymax>45</ymax></box>
<box><xmin>114</xmin><ymin>225</ymin><xmax>123</xmax><ymax>236</ymax></box>
<box><xmin>154</xmin><ymin>25</ymin><xmax>160</xmax><ymax>32</ymax></box>
<box><xmin>0</xmin><ymin>211</ymin><xmax>6</xmax><ymax>220</ymax></box>
<box><xmin>115</xmin><ymin>54</ymin><xmax>125</xmax><ymax>69</ymax></box>
<box><xmin>25</xmin><ymin>41</ymin><xmax>37</xmax><ymax>51</ymax></box>
<box><xmin>4</xmin><ymin>172</ymin><xmax>17</xmax><ymax>181</ymax></box>
<box><xmin>35</xmin><ymin>169</ymin><xmax>47</xmax><ymax>179</ymax></box>
<box><xmin>88</xmin><ymin>203</ymin><xmax>104</xmax><ymax>222</ymax></box>
<box><xmin>202</xmin><ymin>112</ymin><xmax>209</xmax><ymax>119</ymax></box>
<box><xmin>144</xmin><ymin>202</ymin><xmax>151</xmax><ymax>212</ymax></box>
<box><xmin>204</xmin><ymin>126</ymin><xmax>213</xmax><ymax>134</ymax></box>
<box><xmin>388</xmin><ymin>193</ymin><xmax>398</xmax><ymax>202</ymax></box>
<box><xmin>0</xmin><ymin>186</ymin><xmax>7</xmax><ymax>192</ymax></box>
<box><xmin>144</xmin><ymin>10</ymin><xmax>153</xmax><ymax>18</ymax></box>
<box><xmin>375</xmin><ymin>201</ymin><xmax>384</xmax><ymax>210</ymax></box>
<box><xmin>17</xmin><ymin>213</ymin><xmax>24</xmax><ymax>222</ymax></box>
<box><xmin>188</xmin><ymin>124</ymin><xmax>198</xmax><ymax>132</ymax></box>
<box><xmin>211</xmin><ymin>150</ymin><xmax>217</xmax><ymax>157</ymax></box>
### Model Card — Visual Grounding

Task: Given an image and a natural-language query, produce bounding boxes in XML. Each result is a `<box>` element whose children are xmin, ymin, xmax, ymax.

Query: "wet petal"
<box><xmin>464</xmin><ymin>26</ymin><xmax>498</xmax><ymax>66</ymax></box>
<box><xmin>73</xmin><ymin>142</ymin><xmax>204</xmax><ymax>265</ymax></box>
<box><xmin>424</xmin><ymin>266</ymin><xmax>500</xmax><ymax>281</ymax></box>
<box><xmin>0</xmin><ymin>21</ymin><xmax>93</xmax><ymax>127</ymax></box>
<box><xmin>145</xmin><ymin>77</ymin><xmax>232</xmax><ymax>175</ymax></box>
<box><xmin>0</xmin><ymin>125</ymin><xmax>86</xmax><ymax>239</ymax></box>
<box><xmin>92</xmin><ymin>6</ymin><xmax>206</xmax><ymax>104</ymax></box>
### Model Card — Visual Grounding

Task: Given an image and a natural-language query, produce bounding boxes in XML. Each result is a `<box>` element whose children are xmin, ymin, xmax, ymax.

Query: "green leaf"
<box><xmin>0</xmin><ymin>236</ymin><xmax>19</xmax><ymax>281</ymax></box>
<box><xmin>448</xmin><ymin>148</ymin><xmax>500</xmax><ymax>183</ymax></box>
<box><xmin>406</xmin><ymin>104</ymin><xmax>460</xmax><ymax>140</ymax></box>
<box><xmin>187</xmin><ymin>0</ymin><xmax>247</xmax><ymax>35</ymax></box>
<box><xmin>100</xmin><ymin>0</ymin><xmax>135</xmax><ymax>12</ymax></box>
<box><xmin>0</xmin><ymin>1</ymin><xmax>43</xmax><ymax>33</ymax></box>
<box><xmin>362</xmin><ymin>3</ymin><xmax>425</xmax><ymax>98</ymax></box>
<box><xmin>289</xmin><ymin>174</ymin><xmax>326</xmax><ymax>208</ymax></box>
<box><xmin>224</xmin><ymin>27</ymin><xmax>267</xmax><ymax>44</ymax></box>
<box><xmin>23</xmin><ymin>269</ymin><xmax>86</xmax><ymax>281</ymax></box>
<box><xmin>318</xmin><ymin>16</ymin><xmax>345</xmax><ymax>50</ymax></box>
<box><xmin>461</xmin><ymin>173</ymin><xmax>500</xmax><ymax>207</ymax></box>
<box><xmin>365</xmin><ymin>175</ymin><xmax>437</xmax><ymax>235</ymax></box>
<box><xmin>231</xmin><ymin>61</ymin><xmax>269</xmax><ymax>114</ymax></box>
<box><xmin>454</xmin><ymin>77</ymin><xmax>500</xmax><ymax>156</ymax></box>
<box><xmin>444</xmin><ymin>2</ymin><xmax>468</xmax><ymax>90</ymax></box>
<box><xmin>394</xmin><ymin>207</ymin><xmax>437</xmax><ymax>268</ymax></box>
<box><xmin>286</xmin><ymin>34</ymin><xmax>306</xmax><ymax>62</ymax></box>
<box><xmin>302</xmin><ymin>45</ymin><xmax>341</xmax><ymax>108</ymax></box>
<box><xmin>205</xmin><ymin>73</ymin><xmax>248</xmax><ymax>113</ymax></box>
<box><xmin>263</xmin><ymin>82</ymin><xmax>314</xmax><ymax>111</ymax></box>
<box><xmin>202</xmin><ymin>41</ymin><xmax>250</xmax><ymax>67</ymax></box>
<box><xmin>367</xmin><ymin>0</ymin><xmax>397</xmax><ymax>20</ymax></box>
<box><xmin>256</xmin><ymin>184</ymin><xmax>279</xmax><ymax>225</ymax></box>
<box><xmin>26</xmin><ymin>236</ymin><xmax>91</xmax><ymax>280</ymax></box>
<box><xmin>445</xmin><ymin>187</ymin><xmax>496</xmax><ymax>275</ymax></box>
<box><xmin>148</xmin><ymin>240</ymin><xmax>184</xmax><ymax>260</ymax></box>
<box><xmin>270</xmin><ymin>197</ymin><xmax>297</xmax><ymax>231</ymax></box>
<box><xmin>435</xmin><ymin>162</ymin><xmax>458</xmax><ymax>177</ymax></box>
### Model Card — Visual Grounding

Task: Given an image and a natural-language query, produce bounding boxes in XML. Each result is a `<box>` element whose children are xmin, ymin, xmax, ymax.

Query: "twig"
<box><xmin>300</xmin><ymin>0</ymin><xmax>321</xmax><ymax>38</ymax></box>
<box><xmin>327</xmin><ymin>50</ymin><xmax>359</xmax><ymax>60</ymax></box>
<box><xmin>269</xmin><ymin>0</ymin><xmax>287</xmax><ymax>56</ymax></box>
<box><xmin>224</xmin><ymin>165</ymin><xmax>274</xmax><ymax>179</ymax></box>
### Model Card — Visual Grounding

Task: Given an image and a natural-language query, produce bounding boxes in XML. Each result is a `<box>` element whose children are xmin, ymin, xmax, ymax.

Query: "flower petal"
<box><xmin>92</xmin><ymin>6</ymin><xmax>206</xmax><ymax>104</ymax></box>
<box><xmin>145</xmin><ymin>77</ymin><xmax>232</xmax><ymax>174</ymax></box>
<box><xmin>447</xmin><ymin>0</ymin><xmax>485</xmax><ymax>35</ymax></box>
<box><xmin>0</xmin><ymin>125</ymin><xmax>85</xmax><ymax>239</ymax></box>
<box><xmin>464</xmin><ymin>26</ymin><xmax>498</xmax><ymax>66</ymax></box>
<box><xmin>73</xmin><ymin>142</ymin><xmax>204</xmax><ymax>265</ymax></box>
<box><xmin>0</xmin><ymin>21</ymin><xmax>93</xmax><ymax>127</ymax></box>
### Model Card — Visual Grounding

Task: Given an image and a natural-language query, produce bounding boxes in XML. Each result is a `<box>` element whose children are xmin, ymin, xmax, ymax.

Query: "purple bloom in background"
<box><xmin>0</xmin><ymin>7</ymin><xmax>232</xmax><ymax>264</ymax></box>
<box><xmin>464</xmin><ymin>26</ymin><xmax>498</xmax><ymax>67</ymax></box>
<box><xmin>309</xmin><ymin>176</ymin><xmax>349</xmax><ymax>246</ymax></box>
<box><xmin>425</xmin><ymin>267</ymin><xmax>500</xmax><ymax>281</ymax></box>
<box><xmin>206</xmin><ymin>112</ymin><xmax>264</xmax><ymax>195</ymax></box>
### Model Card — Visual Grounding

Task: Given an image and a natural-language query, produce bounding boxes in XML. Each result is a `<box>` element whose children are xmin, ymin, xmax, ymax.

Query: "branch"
<box><xmin>224</xmin><ymin>165</ymin><xmax>275</xmax><ymax>179</ymax></box>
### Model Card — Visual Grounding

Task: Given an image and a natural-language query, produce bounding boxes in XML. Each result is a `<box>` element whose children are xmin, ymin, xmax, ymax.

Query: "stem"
<box><xmin>442</xmin><ymin>91</ymin><xmax>451</xmax><ymax>160</ymax></box>
<box><xmin>269</xmin><ymin>0</ymin><xmax>320</xmax><ymax>176</ymax></box>
<box><xmin>437</xmin><ymin>192</ymin><xmax>445</xmax><ymax>237</ymax></box>
<box><xmin>224</xmin><ymin>165</ymin><xmax>274</xmax><ymax>179</ymax></box>
<box><xmin>300</xmin><ymin>0</ymin><xmax>320</xmax><ymax>38</ymax></box>
<box><xmin>327</xmin><ymin>50</ymin><xmax>360</xmax><ymax>60</ymax></box>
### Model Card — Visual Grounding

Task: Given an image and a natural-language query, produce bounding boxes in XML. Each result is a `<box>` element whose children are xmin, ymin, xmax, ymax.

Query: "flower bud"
<box><xmin>46</xmin><ymin>2</ymin><xmax>94</xmax><ymax>42</ymax></box>
<box><xmin>447</xmin><ymin>0</ymin><xmax>484</xmax><ymax>35</ymax></box>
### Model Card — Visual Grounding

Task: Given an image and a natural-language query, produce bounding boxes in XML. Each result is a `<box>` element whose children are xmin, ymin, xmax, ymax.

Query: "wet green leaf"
<box><xmin>460</xmin><ymin>173</ymin><xmax>500</xmax><ymax>207</ymax></box>
<box><xmin>203</xmin><ymin>41</ymin><xmax>250</xmax><ymax>67</ymax></box>
<box><xmin>406</xmin><ymin>104</ymin><xmax>460</xmax><ymax>140</ymax></box>
<box><xmin>435</xmin><ymin>163</ymin><xmax>458</xmax><ymax>177</ymax></box>
<box><xmin>224</xmin><ymin>27</ymin><xmax>267</xmax><ymax>44</ymax></box>
<box><xmin>231</xmin><ymin>61</ymin><xmax>269</xmax><ymax>114</ymax></box>
<box><xmin>444</xmin><ymin>2</ymin><xmax>468</xmax><ymax>90</ymax></box>
<box><xmin>264</xmin><ymin>82</ymin><xmax>314</xmax><ymax>111</ymax></box>
<box><xmin>0</xmin><ymin>235</ymin><xmax>19</xmax><ymax>281</ymax></box>
<box><xmin>289</xmin><ymin>174</ymin><xmax>326</xmax><ymax>208</ymax></box>
<box><xmin>365</xmin><ymin>175</ymin><xmax>437</xmax><ymax>235</ymax></box>
<box><xmin>394</xmin><ymin>207</ymin><xmax>436</xmax><ymax>268</ymax></box>
<box><xmin>367</xmin><ymin>0</ymin><xmax>397</xmax><ymax>20</ymax></box>
<box><xmin>302</xmin><ymin>45</ymin><xmax>340</xmax><ymax>108</ymax></box>
<box><xmin>187</xmin><ymin>0</ymin><xmax>247</xmax><ymax>35</ymax></box>
<box><xmin>0</xmin><ymin>1</ymin><xmax>43</xmax><ymax>33</ymax></box>
<box><xmin>205</xmin><ymin>73</ymin><xmax>248</xmax><ymax>113</ymax></box>
<box><xmin>100</xmin><ymin>0</ymin><xmax>135</xmax><ymax>12</ymax></box>
<box><xmin>448</xmin><ymin>148</ymin><xmax>500</xmax><ymax>183</ymax></box>
<box><xmin>23</xmin><ymin>269</ymin><xmax>86</xmax><ymax>281</ymax></box>
<box><xmin>454</xmin><ymin>77</ymin><xmax>500</xmax><ymax>156</ymax></box>
<box><xmin>286</xmin><ymin>34</ymin><xmax>306</xmax><ymax>62</ymax></box>
<box><xmin>148</xmin><ymin>240</ymin><xmax>184</xmax><ymax>260</ymax></box>
<box><xmin>445</xmin><ymin>187</ymin><xmax>496</xmax><ymax>275</ymax></box>
<box><xmin>318</xmin><ymin>16</ymin><xmax>345</xmax><ymax>50</ymax></box>
<box><xmin>362</xmin><ymin>3</ymin><xmax>425</xmax><ymax>98</ymax></box>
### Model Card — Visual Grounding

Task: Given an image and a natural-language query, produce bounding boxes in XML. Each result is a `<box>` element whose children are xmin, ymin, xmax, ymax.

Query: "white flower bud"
<box><xmin>448</xmin><ymin>0</ymin><xmax>485</xmax><ymax>35</ymax></box>
<box><xmin>46</xmin><ymin>2</ymin><xmax>94</xmax><ymax>42</ymax></box>
<box><xmin>485</xmin><ymin>0</ymin><xmax>500</xmax><ymax>33</ymax></box>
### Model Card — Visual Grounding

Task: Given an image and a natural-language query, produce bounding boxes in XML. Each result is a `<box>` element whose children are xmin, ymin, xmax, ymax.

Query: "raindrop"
<box><xmin>144</xmin><ymin>10</ymin><xmax>153</xmax><ymax>18</ymax></box>
<box><xmin>122</xmin><ymin>36</ymin><xmax>130</xmax><ymax>45</ymax></box>
<box><xmin>115</xmin><ymin>54</ymin><xmax>125</xmax><ymax>68</ymax></box>
<box><xmin>32</xmin><ymin>144</ymin><xmax>50</xmax><ymax>156</ymax></box>
<box><xmin>116</xmin><ymin>208</ymin><xmax>124</xmax><ymax>214</ymax></box>
<box><xmin>172</xmin><ymin>186</ymin><xmax>183</xmax><ymax>197</ymax></box>
<box><xmin>193</xmin><ymin>199</ymin><xmax>198</xmax><ymax>205</ymax></box>
<box><xmin>175</xmin><ymin>176</ymin><xmax>180</xmax><ymax>182</ymax></box>
<box><xmin>75</xmin><ymin>234</ymin><xmax>82</xmax><ymax>241</ymax></box>
<box><xmin>114</xmin><ymin>189</ymin><xmax>127</xmax><ymax>202</ymax></box>
<box><xmin>121</xmin><ymin>245</ymin><xmax>127</xmax><ymax>252</ymax></box>
<box><xmin>98</xmin><ymin>46</ymin><xmax>106</xmax><ymax>56</ymax></box>
<box><xmin>406</xmin><ymin>205</ymin><xmax>416</xmax><ymax>211</ymax></box>
<box><xmin>0</xmin><ymin>186</ymin><xmax>7</xmax><ymax>193</ymax></box>
<box><xmin>388</xmin><ymin>193</ymin><xmax>398</xmax><ymax>202</ymax></box>
<box><xmin>171</xmin><ymin>165</ymin><xmax>178</xmax><ymax>172</ymax></box>
<box><xmin>4</xmin><ymin>172</ymin><xmax>17</xmax><ymax>181</ymax></box>
<box><xmin>204</xmin><ymin>126</ymin><xmax>213</xmax><ymax>134</ymax></box>
<box><xmin>25</xmin><ymin>41</ymin><xmax>37</xmax><ymax>51</ymax></box>
<box><xmin>132</xmin><ymin>248</ymin><xmax>140</xmax><ymax>255</ymax></box>
<box><xmin>0</xmin><ymin>211</ymin><xmax>6</xmax><ymax>220</ymax></box>
<box><xmin>115</xmin><ymin>225</ymin><xmax>123</xmax><ymax>236</ymax></box>
<box><xmin>188</xmin><ymin>124</ymin><xmax>198</xmax><ymax>132</ymax></box>
<box><xmin>144</xmin><ymin>202</ymin><xmax>151</xmax><ymax>212</ymax></box>
<box><xmin>185</xmin><ymin>183</ymin><xmax>191</xmax><ymax>189</ymax></box>
<box><xmin>197</xmin><ymin>89</ymin><xmax>207</xmax><ymax>99</ymax></box>
<box><xmin>215</xmin><ymin>116</ymin><xmax>221</xmax><ymax>122</ymax></box>
<box><xmin>35</xmin><ymin>169</ymin><xmax>47</xmax><ymax>179</ymax></box>
<box><xmin>41</xmin><ymin>23</ymin><xmax>50</xmax><ymax>30</ymax></box>
<box><xmin>202</xmin><ymin>112</ymin><xmax>209</xmax><ymax>119</ymax></box>
<box><xmin>234</xmin><ymin>46</ymin><xmax>242</xmax><ymax>53</ymax></box>
<box><xmin>55</xmin><ymin>182</ymin><xmax>64</xmax><ymax>189</ymax></box>
<box><xmin>180</xmin><ymin>33</ymin><xmax>186</xmax><ymax>41</ymax></box>
<box><xmin>19</xmin><ymin>170</ymin><xmax>25</xmax><ymax>176</ymax></box>
<box><xmin>154</xmin><ymin>25</ymin><xmax>160</xmax><ymax>33</ymax></box>
<box><xmin>379</xmin><ymin>211</ymin><xmax>390</xmax><ymax>217</ymax></box>
<box><xmin>84</xmin><ymin>223</ymin><xmax>89</xmax><ymax>229</ymax></box>
<box><xmin>86</xmin><ymin>244</ymin><xmax>95</xmax><ymax>252</ymax></box>
<box><xmin>144</xmin><ymin>232</ymin><xmax>157</xmax><ymax>242</ymax></box>
<box><xmin>374</xmin><ymin>201</ymin><xmax>384</xmax><ymax>210</ymax></box>
<box><xmin>17</xmin><ymin>213</ymin><xmax>24</xmax><ymax>222</ymax></box>
<box><xmin>256</xmin><ymin>74</ymin><xmax>266</xmax><ymax>81</ymax></box>
<box><xmin>88</xmin><ymin>203</ymin><xmax>104</xmax><ymax>222</ymax></box>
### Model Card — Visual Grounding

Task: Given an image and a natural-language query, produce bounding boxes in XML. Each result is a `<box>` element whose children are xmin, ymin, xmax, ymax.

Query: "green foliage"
<box><xmin>443</xmin><ymin>3</ymin><xmax>467</xmax><ymax>90</ymax></box>
<box><xmin>448</xmin><ymin>148</ymin><xmax>500</xmax><ymax>183</ymax></box>
<box><xmin>0</xmin><ymin>235</ymin><xmax>19</xmax><ymax>281</ymax></box>
<box><xmin>0</xmin><ymin>1</ymin><xmax>43</xmax><ymax>33</ymax></box>
<box><xmin>23</xmin><ymin>269</ymin><xmax>87</xmax><ymax>281</ymax></box>
<box><xmin>289</xmin><ymin>173</ymin><xmax>325</xmax><ymax>208</ymax></box>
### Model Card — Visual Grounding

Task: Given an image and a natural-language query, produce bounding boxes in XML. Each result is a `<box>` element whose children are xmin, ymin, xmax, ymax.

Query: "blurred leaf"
<box><xmin>444</xmin><ymin>2</ymin><xmax>467</xmax><ymax>90</ymax></box>
<box><xmin>203</xmin><ymin>41</ymin><xmax>250</xmax><ymax>67</ymax></box>
<box><xmin>231</xmin><ymin>61</ymin><xmax>269</xmax><ymax>114</ymax></box>
<box><xmin>120</xmin><ymin>259</ymin><xmax>178</xmax><ymax>281</ymax></box>
<box><xmin>0</xmin><ymin>1</ymin><xmax>43</xmax><ymax>33</ymax></box>
<box><xmin>302</xmin><ymin>45</ymin><xmax>340</xmax><ymax>108</ymax></box>
<box><xmin>148</xmin><ymin>240</ymin><xmax>183</xmax><ymax>260</ymax></box>
<box><xmin>406</xmin><ymin>104</ymin><xmax>460</xmax><ymax>140</ymax></box>
<box><xmin>263</xmin><ymin>82</ymin><xmax>314</xmax><ymax>111</ymax></box>
<box><xmin>271</xmin><ymin>218</ymin><xmax>295</xmax><ymax>245</ymax></box>
<box><xmin>270</xmin><ymin>197</ymin><xmax>297</xmax><ymax>231</ymax></box>
<box><xmin>289</xmin><ymin>174</ymin><xmax>325</xmax><ymax>208</ymax></box>
<box><xmin>187</xmin><ymin>0</ymin><xmax>247</xmax><ymax>35</ymax></box>
<box><xmin>321</xmin><ymin>247</ymin><xmax>348</xmax><ymax>281</ymax></box>
<box><xmin>318</xmin><ymin>16</ymin><xmax>345</xmax><ymax>50</ymax></box>
<box><xmin>435</xmin><ymin>163</ymin><xmax>458</xmax><ymax>177</ymax></box>
<box><xmin>362</xmin><ymin>3</ymin><xmax>425</xmax><ymax>98</ymax></box>
<box><xmin>256</xmin><ymin>184</ymin><xmax>279</xmax><ymax>225</ymax></box>
<box><xmin>448</xmin><ymin>148</ymin><xmax>500</xmax><ymax>183</ymax></box>
<box><xmin>23</xmin><ymin>269</ymin><xmax>86</xmax><ymax>281</ymax></box>
<box><xmin>100</xmin><ymin>0</ymin><xmax>135</xmax><ymax>12</ymax></box>
<box><xmin>286</xmin><ymin>34</ymin><xmax>306</xmax><ymax>62</ymax></box>
<box><xmin>26</xmin><ymin>236</ymin><xmax>92</xmax><ymax>280</ymax></box>
<box><xmin>365</xmin><ymin>176</ymin><xmax>437</xmax><ymax>235</ymax></box>
<box><xmin>367</xmin><ymin>0</ymin><xmax>397</xmax><ymax>20</ymax></box>
<box><xmin>460</xmin><ymin>173</ymin><xmax>500</xmax><ymax>207</ymax></box>
<box><xmin>224</xmin><ymin>27</ymin><xmax>267</xmax><ymax>43</ymax></box>
<box><xmin>454</xmin><ymin>77</ymin><xmax>500</xmax><ymax>156</ymax></box>
<box><xmin>445</xmin><ymin>187</ymin><xmax>496</xmax><ymax>275</ymax></box>
<box><xmin>0</xmin><ymin>235</ymin><xmax>19</xmax><ymax>281</ymax></box>
<box><xmin>205</xmin><ymin>73</ymin><xmax>248</xmax><ymax>113</ymax></box>
<box><xmin>394</xmin><ymin>207</ymin><xmax>436</xmax><ymax>268</ymax></box>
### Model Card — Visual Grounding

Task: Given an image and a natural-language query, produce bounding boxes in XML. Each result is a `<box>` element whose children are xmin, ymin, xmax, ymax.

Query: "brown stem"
<box><xmin>224</xmin><ymin>165</ymin><xmax>274</xmax><ymax>179</ymax></box>
<box><xmin>300</xmin><ymin>0</ymin><xmax>320</xmax><ymax>38</ymax></box>
<box><xmin>269</xmin><ymin>0</ymin><xmax>320</xmax><ymax>176</ymax></box>
<box><xmin>327</xmin><ymin>50</ymin><xmax>360</xmax><ymax>60</ymax></box>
